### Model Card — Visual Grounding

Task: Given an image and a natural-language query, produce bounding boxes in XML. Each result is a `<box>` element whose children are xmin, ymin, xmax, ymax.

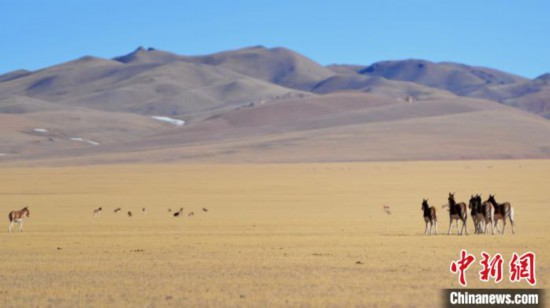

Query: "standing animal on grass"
<box><xmin>8</xmin><ymin>207</ymin><xmax>30</xmax><ymax>233</ymax></box>
<box><xmin>479</xmin><ymin>198</ymin><xmax>498</xmax><ymax>235</ymax></box>
<box><xmin>93</xmin><ymin>207</ymin><xmax>102</xmax><ymax>218</ymax></box>
<box><xmin>421</xmin><ymin>199</ymin><xmax>437</xmax><ymax>235</ymax></box>
<box><xmin>485</xmin><ymin>194</ymin><xmax>515</xmax><ymax>234</ymax></box>
<box><xmin>447</xmin><ymin>193</ymin><xmax>468</xmax><ymax>235</ymax></box>
<box><xmin>475</xmin><ymin>195</ymin><xmax>500</xmax><ymax>235</ymax></box>
<box><xmin>383</xmin><ymin>205</ymin><xmax>391</xmax><ymax>215</ymax></box>
<box><xmin>127</xmin><ymin>211</ymin><xmax>133</xmax><ymax>218</ymax></box>
<box><xmin>173</xmin><ymin>207</ymin><xmax>184</xmax><ymax>217</ymax></box>
<box><xmin>468</xmin><ymin>195</ymin><xmax>485</xmax><ymax>234</ymax></box>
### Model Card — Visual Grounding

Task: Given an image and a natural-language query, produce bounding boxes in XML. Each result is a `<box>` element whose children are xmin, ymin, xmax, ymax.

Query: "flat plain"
<box><xmin>0</xmin><ymin>160</ymin><xmax>548</xmax><ymax>307</ymax></box>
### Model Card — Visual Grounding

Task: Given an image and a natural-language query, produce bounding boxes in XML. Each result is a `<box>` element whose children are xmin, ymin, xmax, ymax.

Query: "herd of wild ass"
<box><xmin>421</xmin><ymin>193</ymin><xmax>515</xmax><ymax>235</ymax></box>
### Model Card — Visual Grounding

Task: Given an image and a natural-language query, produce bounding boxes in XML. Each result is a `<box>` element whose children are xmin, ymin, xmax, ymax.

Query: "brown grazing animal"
<box><xmin>485</xmin><ymin>194</ymin><xmax>515</xmax><ymax>234</ymax></box>
<box><xmin>93</xmin><ymin>207</ymin><xmax>103</xmax><ymax>218</ymax></box>
<box><xmin>8</xmin><ymin>207</ymin><xmax>30</xmax><ymax>233</ymax></box>
<box><xmin>421</xmin><ymin>199</ymin><xmax>437</xmax><ymax>235</ymax></box>
<box><xmin>447</xmin><ymin>193</ymin><xmax>468</xmax><ymax>235</ymax></box>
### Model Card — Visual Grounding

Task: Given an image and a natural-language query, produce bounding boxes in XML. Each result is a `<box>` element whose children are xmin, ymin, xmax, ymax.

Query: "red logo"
<box><xmin>450</xmin><ymin>251</ymin><xmax>536</xmax><ymax>287</ymax></box>
<box><xmin>450</xmin><ymin>250</ymin><xmax>476</xmax><ymax>286</ymax></box>
<box><xmin>479</xmin><ymin>252</ymin><xmax>504</xmax><ymax>283</ymax></box>
<box><xmin>509</xmin><ymin>252</ymin><xmax>536</xmax><ymax>285</ymax></box>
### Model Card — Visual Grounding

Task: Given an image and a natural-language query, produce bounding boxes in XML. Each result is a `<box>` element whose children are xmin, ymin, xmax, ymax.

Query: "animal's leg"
<box><xmin>510</xmin><ymin>208</ymin><xmax>515</xmax><ymax>234</ymax></box>
<box><xmin>19</xmin><ymin>221</ymin><xmax>23</xmax><ymax>232</ymax></box>
<box><xmin>479</xmin><ymin>218</ymin><xmax>485</xmax><ymax>234</ymax></box>
<box><xmin>479</xmin><ymin>220</ymin><xmax>484</xmax><ymax>234</ymax></box>
<box><xmin>456</xmin><ymin>220</ymin><xmax>460</xmax><ymax>235</ymax></box>
<box><xmin>424</xmin><ymin>222</ymin><xmax>428</xmax><ymax>235</ymax></box>
<box><xmin>447</xmin><ymin>220</ymin><xmax>453</xmax><ymax>235</ymax></box>
<box><xmin>8</xmin><ymin>221</ymin><xmax>13</xmax><ymax>233</ymax></box>
<box><xmin>487</xmin><ymin>218</ymin><xmax>493</xmax><ymax>235</ymax></box>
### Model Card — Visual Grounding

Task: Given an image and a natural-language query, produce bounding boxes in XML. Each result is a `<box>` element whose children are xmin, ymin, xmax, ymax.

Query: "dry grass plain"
<box><xmin>0</xmin><ymin>160</ymin><xmax>548</xmax><ymax>307</ymax></box>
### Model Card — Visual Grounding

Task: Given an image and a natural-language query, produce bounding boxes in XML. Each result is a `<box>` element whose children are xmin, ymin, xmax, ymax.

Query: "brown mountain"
<box><xmin>0</xmin><ymin>52</ymin><xmax>308</xmax><ymax>121</ymax></box>
<box><xmin>466</xmin><ymin>74</ymin><xmax>550</xmax><ymax>118</ymax></box>
<box><xmin>0</xmin><ymin>46</ymin><xmax>549</xmax><ymax>165</ymax></box>
<box><xmin>320</xmin><ymin>59</ymin><xmax>550</xmax><ymax>119</ymax></box>
<box><xmin>187</xmin><ymin>46</ymin><xmax>336</xmax><ymax>91</ymax></box>
<box><xmin>358</xmin><ymin>59</ymin><xmax>527</xmax><ymax>94</ymax></box>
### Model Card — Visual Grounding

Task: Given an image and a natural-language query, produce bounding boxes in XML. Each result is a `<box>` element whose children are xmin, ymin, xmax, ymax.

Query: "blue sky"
<box><xmin>1</xmin><ymin>0</ymin><xmax>549</xmax><ymax>78</ymax></box>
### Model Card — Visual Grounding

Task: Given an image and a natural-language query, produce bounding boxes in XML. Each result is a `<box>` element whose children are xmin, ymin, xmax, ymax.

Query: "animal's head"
<box><xmin>23</xmin><ymin>207</ymin><xmax>30</xmax><ymax>217</ymax></box>
<box><xmin>475</xmin><ymin>195</ymin><xmax>482</xmax><ymax>205</ymax></box>
<box><xmin>488</xmin><ymin>194</ymin><xmax>496</xmax><ymax>202</ymax></box>
<box><xmin>468</xmin><ymin>195</ymin><xmax>476</xmax><ymax>208</ymax></box>
<box><xmin>448</xmin><ymin>192</ymin><xmax>455</xmax><ymax>202</ymax></box>
<box><xmin>421</xmin><ymin>199</ymin><xmax>429</xmax><ymax>210</ymax></box>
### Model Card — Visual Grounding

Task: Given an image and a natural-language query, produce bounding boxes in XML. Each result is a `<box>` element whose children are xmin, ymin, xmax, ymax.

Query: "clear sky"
<box><xmin>1</xmin><ymin>0</ymin><xmax>549</xmax><ymax>78</ymax></box>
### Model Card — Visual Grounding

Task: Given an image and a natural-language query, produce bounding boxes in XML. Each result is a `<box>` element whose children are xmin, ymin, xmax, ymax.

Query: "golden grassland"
<box><xmin>0</xmin><ymin>160</ymin><xmax>548</xmax><ymax>307</ymax></box>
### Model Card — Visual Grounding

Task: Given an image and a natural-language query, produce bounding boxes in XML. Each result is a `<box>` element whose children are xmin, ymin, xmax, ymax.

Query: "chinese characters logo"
<box><xmin>450</xmin><ymin>250</ymin><xmax>536</xmax><ymax>286</ymax></box>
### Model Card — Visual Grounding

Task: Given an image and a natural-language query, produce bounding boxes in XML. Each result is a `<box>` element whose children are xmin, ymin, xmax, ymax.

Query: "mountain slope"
<box><xmin>0</xmin><ymin>53</ymin><xmax>310</xmax><ymax>122</ymax></box>
<box><xmin>1</xmin><ymin>46</ymin><xmax>549</xmax><ymax>165</ymax></box>
<box><xmin>359</xmin><ymin>59</ymin><xmax>527</xmax><ymax>95</ymax></box>
<box><xmin>188</xmin><ymin>46</ymin><xmax>336</xmax><ymax>91</ymax></box>
<box><xmin>466</xmin><ymin>74</ymin><xmax>550</xmax><ymax>118</ymax></box>
<box><xmin>7</xmin><ymin>93</ymin><xmax>550</xmax><ymax>165</ymax></box>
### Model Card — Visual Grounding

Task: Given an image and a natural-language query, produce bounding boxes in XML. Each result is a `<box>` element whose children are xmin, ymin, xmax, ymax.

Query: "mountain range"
<box><xmin>1</xmin><ymin>46</ymin><xmax>549</xmax><ymax>165</ymax></box>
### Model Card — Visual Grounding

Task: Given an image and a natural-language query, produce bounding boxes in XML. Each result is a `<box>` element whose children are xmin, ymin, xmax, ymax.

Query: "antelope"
<box><xmin>8</xmin><ymin>207</ymin><xmax>30</xmax><ymax>233</ymax></box>
<box><xmin>93</xmin><ymin>207</ymin><xmax>103</xmax><ymax>218</ymax></box>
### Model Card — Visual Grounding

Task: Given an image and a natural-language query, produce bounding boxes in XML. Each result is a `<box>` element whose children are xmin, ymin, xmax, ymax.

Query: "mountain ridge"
<box><xmin>1</xmin><ymin>46</ymin><xmax>549</xmax><ymax>165</ymax></box>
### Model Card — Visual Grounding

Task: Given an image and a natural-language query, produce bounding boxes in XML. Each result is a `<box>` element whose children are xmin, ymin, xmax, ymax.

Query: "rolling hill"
<box><xmin>0</xmin><ymin>46</ymin><xmax>549</xmax><ymax>165</ymax></box>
